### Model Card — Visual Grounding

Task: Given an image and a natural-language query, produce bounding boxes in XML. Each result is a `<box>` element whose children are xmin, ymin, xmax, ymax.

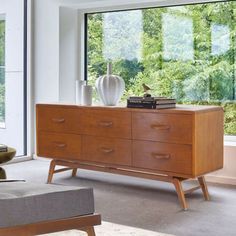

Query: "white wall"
<box><xmin>34</xmin><ymin>0</ymin><xmax>100</xmax><ymax>103</ymax></box>
<box><xmin>59</xmin><ymin>7</ymin><xmax>79</xmax><ymax>102</ymax></box>
<box><xmin>207</xmin><ymin>145</ymin><xmax>236</xmax><ymax>185</ymax></box>
<box><xmin>33</xmin><ymin>0</ymin><xmax>236</xmax><ymax>185</ymax></box>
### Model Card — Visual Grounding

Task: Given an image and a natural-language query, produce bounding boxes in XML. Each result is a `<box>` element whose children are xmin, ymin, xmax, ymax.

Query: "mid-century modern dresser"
<box><xmin>36</xmin><ymin>104</ymin><xmax>224</xmax><ymax>209</ymax></box>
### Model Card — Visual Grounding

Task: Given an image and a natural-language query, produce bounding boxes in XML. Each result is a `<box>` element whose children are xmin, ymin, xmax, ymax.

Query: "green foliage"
<box><xmin>87</xmin><ymin>1</ymin><xmax>236</xmax><ymax>135</ymax></box>
<box><xmin>0</xmin><ymin>20</ymin><xmax>5</xmax><ymax>66</ymax></box>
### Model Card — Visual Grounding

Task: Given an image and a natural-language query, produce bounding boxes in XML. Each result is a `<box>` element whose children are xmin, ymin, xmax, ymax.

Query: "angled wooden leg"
<box><xmin>47</xmin><ymin>160</ymin><xmax>56</xmax><ymax>184</ymax></box>
<box><xmin>172</xmin><ymin>178</ymin><xmax>188</xmax><ymax>210</ymax></box>
<box><xmin>198</xmin><ymin>176</ymin><xmax>210</xmax><ymax>201</ymax></box>
<box><xmin>82</xmin><ymin>227</ymin><xmax>96</xmax><ymax>236</ymax></box>
<box><xmin>72</xmin><ymin>168</ymin><xmax>77</xmax><ymax>177</ymax></box>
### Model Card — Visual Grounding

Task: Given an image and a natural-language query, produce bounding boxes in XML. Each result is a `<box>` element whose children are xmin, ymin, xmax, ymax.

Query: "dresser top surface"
<box><xmin>36</xmin><ymin>103</ymin><xmax>223</xmax><ymax>114</ymax></box>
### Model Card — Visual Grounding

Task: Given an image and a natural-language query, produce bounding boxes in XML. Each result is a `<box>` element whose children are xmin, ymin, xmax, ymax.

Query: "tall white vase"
<box><xmin>95</xmin><ymin>62</ymin><xmax>125</xmax><ymax>106</ymax></box>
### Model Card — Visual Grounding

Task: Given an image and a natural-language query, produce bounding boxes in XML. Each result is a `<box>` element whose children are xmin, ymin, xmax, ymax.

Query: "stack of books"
<box><xmin>127</xmin><ymin>97</ymin><xmax>176</xmax><ymax>109</ymax></box>
<box><xmin>0</xmin><ymin>144</ymin><xmax>8</xmax><ymax>152</ymax></box>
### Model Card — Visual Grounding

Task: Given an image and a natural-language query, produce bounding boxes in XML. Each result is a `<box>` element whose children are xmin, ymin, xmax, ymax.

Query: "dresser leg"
<box><xmin>72</xmin><ymin>168</ymin><xmax>77</xmax><ymax>177</ymax></box>
<box><xmin>47</xmin><ymin>160</ymin><xmax>56</xmax><ymax>184</ymax></box>
<box><xmin>198</xmin><ymin>176</ymin><xmax>210</xmax><ymax>201</ymax></box>
<box><xmin>172</xmin><ymin>178</ymin><xmax>188</xmax><ymax>210</ymax></box>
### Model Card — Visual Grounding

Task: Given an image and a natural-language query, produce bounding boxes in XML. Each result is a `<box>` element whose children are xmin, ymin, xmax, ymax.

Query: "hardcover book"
<box><xmin>0</xmin><ymin>144</ymin><xmax>8</xmax><ymax>152</ymax></box>
<box><xmin>127</xmin><ymin>96</ymin><xmax>176</xmax><ymax>109</ymax></box>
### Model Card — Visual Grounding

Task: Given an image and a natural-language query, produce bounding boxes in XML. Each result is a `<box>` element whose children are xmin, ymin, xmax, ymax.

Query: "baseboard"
<box><xmin>33</xmin><ymin>154</ymin><xmax>51</xmax><ymax>161</ymax></box>
<box><xmin>206</xmin><ymin>175</ymin><xmax>236</xmax><ymax>186</ymax></box>
<box><xmin>6</xmin><ymin>155</ymin><xmax>33</xmax><ymax>164</ymax></box>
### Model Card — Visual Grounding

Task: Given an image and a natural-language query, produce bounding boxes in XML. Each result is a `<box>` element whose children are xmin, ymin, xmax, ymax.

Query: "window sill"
<box><xmin>224</xmin><ymin>141</ymin><xmax>236</xmax><ymax>147</ymax></box>
<box><xmin>224</xmin><ymin>136</ymin><xmax>236</xmax><ymax>147</ymax></box>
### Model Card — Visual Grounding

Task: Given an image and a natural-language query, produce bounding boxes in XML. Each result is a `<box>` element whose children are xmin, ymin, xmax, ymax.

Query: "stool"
<box><xmin>0</xmin><ymin>181</ymin><xmax>101</xmax><ymax>236</ymax></box>
<box><xmin>0</xmin><ymin>147</ymin><xmax>16</xmax><ymax>179</ymax></box>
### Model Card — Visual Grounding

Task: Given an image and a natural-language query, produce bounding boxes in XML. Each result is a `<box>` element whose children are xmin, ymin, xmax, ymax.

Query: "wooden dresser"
<box><xmin>36</xmin><ymin>104</ymin><xmax>224</xmax><ymax>209</ymax></box>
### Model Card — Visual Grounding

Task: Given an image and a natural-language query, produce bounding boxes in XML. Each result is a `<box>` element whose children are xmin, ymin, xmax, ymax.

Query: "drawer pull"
<box><xmin>151</xmin><ymin>124</ymin><xmax>170</xmax><ymax>131</ymax></box>
<box><xmin>152</xmin><ymin>153</ymin><xmax>170</xmax><ymax>160</ymax></box>
<box><xmin>54</xmin><ymin>143</ymin><xmax>67</xmax><ymax>148</ymax></box>
<box><xmin>98</xmin><ymin>121</ymin><xmax>113</xmax><ymax>127</ymax></box>
<box><xmin>52</xmin><ymin>118</ymin><xmax>65</xmax><ymax>123</ymax></box>
<box><xmin>100</xmin><ymin>147</ymin><xmax>114</xmax><ymax>154</ymax></box>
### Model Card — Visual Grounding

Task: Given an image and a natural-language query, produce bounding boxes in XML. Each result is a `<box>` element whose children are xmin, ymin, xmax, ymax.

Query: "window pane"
<box><xmin>163</xmin><ymin>13</ymin><xmax>194</xmax><ymax>61</ymax></box>
<box><xmin>103</xmin><ymin>11</ymin><xmax>143</xmax><ymax>61</ymax></box>
<box><xmin>87</xmin><ymin>1</ymin><xmax>236</xmax><ymax>135</ymax></box>
<box><xmin>0</xmin><ymin>19</ymin><xmax>5</xmax><ymax>126</ymax></box>
<box><xmin>0</xmin><ymin>0</ymin><xmax>25</xmax><ymax>156</ymax></box>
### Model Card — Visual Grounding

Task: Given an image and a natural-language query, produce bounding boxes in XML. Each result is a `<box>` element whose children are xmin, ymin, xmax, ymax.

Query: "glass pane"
<box><xmin>87</xmin><ymin>1</ymin><xmax>236</xmax><ymax>135</ymax></box>
<box><xmin>162</xmin><ymin>13</ymin><xmax>194</xmax><ymax>61</ymax></box>
<box><xmin>0</xmin><ymin>19</ymin><xmax>5</xmax><ymax>126</ymax></box>
<box><xmin>0</xmin><ymin>0</ymin><xmax>25</xmax><ymax>156</ymax></box>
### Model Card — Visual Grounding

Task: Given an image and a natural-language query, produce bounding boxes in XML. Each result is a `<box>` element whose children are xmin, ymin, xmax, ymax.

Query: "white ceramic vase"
<box><xmin>95</xmin><ymin>62</ymin><xmax>125</xmax><ymax>106</ymax></box>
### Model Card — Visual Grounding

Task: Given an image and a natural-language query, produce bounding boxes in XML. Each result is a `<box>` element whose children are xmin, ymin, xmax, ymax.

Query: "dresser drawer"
<box><xmin>37</xmin><ymin>132</ymin><xmax>82</xmax><ymax>160</ymax></box>
<box><xmin>132</xmin><ymin>113</ymin><xmax>192</xmax><ymax>144</ymax></box>
<box><xmin>81</xmin><ymin>135</ymin><xmax>132</xmax><ymax>166</ymax></box>
<box><xmin>133</xmin><ymin>140</ymin><xmax>192</xmax><ymax>174</ymax></box>
<box><xmin>37</xmin><ymin>105</ymin><xmax>81</xmax><ymax>134</ymax></box>
<box><xmin>81</xmin><ymin>109</ymin><xmax>131</xmax><ymax>139</ymax></box>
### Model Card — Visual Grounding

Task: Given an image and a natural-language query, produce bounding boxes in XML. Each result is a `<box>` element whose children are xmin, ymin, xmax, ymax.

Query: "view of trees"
<box><xmin>87</xmin><ymin>1</ymin><xmax>236</xmax><ymax>135</ymax></box>
<box><xmin>0</xmin><ymin>20</ymin><xmax>5</xmax><ymax>123</ymax></box>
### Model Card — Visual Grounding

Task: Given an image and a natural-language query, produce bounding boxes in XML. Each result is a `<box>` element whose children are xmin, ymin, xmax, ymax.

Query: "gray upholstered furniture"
<box><xmin>0</xmin><ymin>181</ymin><xmax>101</xmax><ymax>236</ymax></box>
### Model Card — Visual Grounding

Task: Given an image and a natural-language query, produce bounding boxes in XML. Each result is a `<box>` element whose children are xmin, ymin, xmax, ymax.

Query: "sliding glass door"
<box><xmin>0</xmin><ymin>0</ymin><xmax>26</xmax><ymax>156</ymax></box>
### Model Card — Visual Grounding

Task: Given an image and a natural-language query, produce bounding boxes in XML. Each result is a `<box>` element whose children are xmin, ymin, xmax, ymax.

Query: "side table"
<box><xmin>0</xmin><ymin>147</ymin><xmax>16</xmax><ymax>179</ymax></box>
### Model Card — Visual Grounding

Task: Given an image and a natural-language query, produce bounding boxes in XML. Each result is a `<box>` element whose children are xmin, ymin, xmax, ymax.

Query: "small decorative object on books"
<box><xmin>95</xmin><ymin>62</ymin><xmax>125</xmax><ymax>106</ymax></box>
<box><xmin>127</xmin><ymin>96</ymin><xmax>176</xmax><ymax>109</ymax></box>
<box><xmin>0</xmin><ymin>144</ymin><xmax>8</xmax><ymax>152</ymax></box>
<box><xmin>142</xmin><ymin>83</ymin><xmax>152</xmax><ymax>97</ymax></box>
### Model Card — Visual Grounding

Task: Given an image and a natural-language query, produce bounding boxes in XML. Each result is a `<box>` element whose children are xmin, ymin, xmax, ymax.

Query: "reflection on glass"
<box><xmin>0</xmin><ymin>18</ymin><xmax>5</xmax><ymax>126</ymax></box>
<box><xmin>211</xmin><ymin>23</ymin><xmax>230</xmax><ymax>56</ymax></box>
<box><xmin>103</xmin><ymin>10</ymin><xmax>143</xmax><ymax>61</ymax></box>
<box><xmin>163</xmin><ymin>13</ymin><xmax>194</xmax><ymax>61</ymax></box>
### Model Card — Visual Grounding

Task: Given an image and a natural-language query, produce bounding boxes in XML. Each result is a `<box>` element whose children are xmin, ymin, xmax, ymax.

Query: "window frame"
<box><xmin>0</xmin><ymin>0</ymin><xmax>28</xmax><ymax>156</ymax></box>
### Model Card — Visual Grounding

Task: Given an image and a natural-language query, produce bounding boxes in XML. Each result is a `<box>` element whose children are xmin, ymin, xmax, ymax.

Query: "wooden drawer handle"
<box><xmin>53</xmin><ymin>143</ymin><xmax>67</xmax><ymax>148</ymax></box>
<box><xmin>100</xmin><ymin>147</ymin><xmax>114</xmax><ymax>154</ymax></box>
<box><xmin>151</xmin><ymin>124</ymin><xmax>170</xmax><ymax>131</ymax></box>
<box><xmin>52</xmin><ymin>118</ymin><xmax>65</xmax><ymax>123</ymax></box>
<box><xmin>98</xmin><ymin>121</ymin><xmax>113</xmax><ymax>127</ymax></box>
<box><xmin>152</xmin><ymin>153</ymin><xmax>171</xmax><ymax>160</ymax></box>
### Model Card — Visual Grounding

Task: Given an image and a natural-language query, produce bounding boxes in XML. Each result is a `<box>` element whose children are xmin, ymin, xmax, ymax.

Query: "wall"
<box><xmin>34</xmin><ymin>0</ymin><xmax>106</xmax><ymax>103</ymax></box>
<box><xmin>33</xmin><ymin>0</ymin><xmax>236</xmax><ymax>185</ymax></box>
<box><xmin>207</xmin><ymin>145</ymin><xmax>236</xmax><ymax>185</ymax></box>
<box><xmin>59</xmin><ymin>7</ymin><xmax>78</xmax><ymax>102</ymax></box>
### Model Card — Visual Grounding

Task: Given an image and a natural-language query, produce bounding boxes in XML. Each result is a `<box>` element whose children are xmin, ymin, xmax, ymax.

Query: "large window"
<box><xmin>0</xmin><ymin>0</ymin><xmax>26</xmax><ymax>156</ymax></box>
<box><xmin>86</xmin><ymin>0</ymin><xmax>236</xmax><ymax>135</ymax></box>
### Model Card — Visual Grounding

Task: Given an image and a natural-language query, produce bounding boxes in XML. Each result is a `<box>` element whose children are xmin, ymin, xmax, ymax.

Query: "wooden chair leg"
<box><xmin>72</xmin><ymin>168</ymin><xmax>77</xmax><ymax>177</ymax></box>
<box><xmin>172</xmin><ymin>178</ymin><xmax>188</xmax><ymax>210</ymax></box>
<box><xmin>47</xmin><ymin>160</ymin><xmax>56</xmax><ymax>184</ymax></box>
<box><xmin>82</xmin><ymin>227</ymin><xmax>96</xmax><ymax>236</ymax></box>
<box><xmin>198</xmin><ymin>176</ymin><xmax>210</xmax><ymax>201</ymax></box>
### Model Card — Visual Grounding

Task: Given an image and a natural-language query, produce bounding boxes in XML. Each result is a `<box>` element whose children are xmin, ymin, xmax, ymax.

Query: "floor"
<box><xmin>4</xmin><ymin>159</ymin><xmax>236</xmax><ymax>236</ymax></box>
